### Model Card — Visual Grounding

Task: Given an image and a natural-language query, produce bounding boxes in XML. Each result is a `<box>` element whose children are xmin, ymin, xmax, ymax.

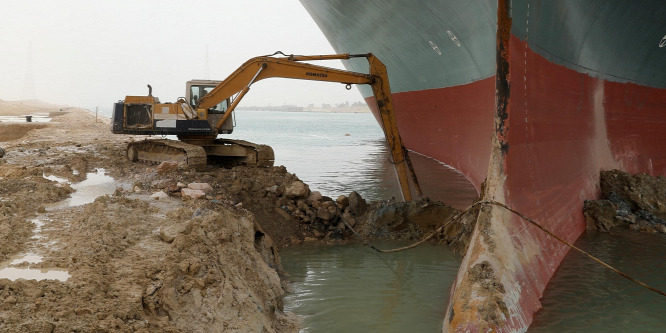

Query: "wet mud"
<box><xmin>0</xmin><ymin>106</ymin><xmax>300</xmax><ymax>332</ymax></box>
<box><xmin>584</xmin><ymin>169</ymin><xmax>666</xmax><ymax>233</ymax></box>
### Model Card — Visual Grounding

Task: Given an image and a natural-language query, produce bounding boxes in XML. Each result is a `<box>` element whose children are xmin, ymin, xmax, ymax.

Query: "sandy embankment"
<box><xmin>0</xmin><ymin>103</ymin><xmax>299</xmax><ymax>332</ymax></box>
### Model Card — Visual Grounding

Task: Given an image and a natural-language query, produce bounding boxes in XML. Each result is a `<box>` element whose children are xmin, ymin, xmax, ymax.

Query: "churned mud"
<box><xmin>0</xmin><ymin>104</ymin><xmax>300</xmax><ymax>332</ymax></box>
<box><xmin>584</xmin><ymin>169</ymin><xmax>666</xmax><ymax>233</ymax></box>
<box><xmin>0</xmin><ymin>101</ymin><xmax>471</xmax><ymax>332</ymax></box>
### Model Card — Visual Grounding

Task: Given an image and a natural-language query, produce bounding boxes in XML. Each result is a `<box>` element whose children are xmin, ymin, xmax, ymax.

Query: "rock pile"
<box><xmin>584</xmin><ymin>169</ymin><xmax>666</xmax><ymax>233</ymax></box>
<box><xmin>132</xmin><ymin>163</ymin><xmax>463</xmax><ymax>247</ymax></box>
<box><xmin>276</xmin><ymin>186</ymin><xmax>369</xmax><ymax>240</ymax></box>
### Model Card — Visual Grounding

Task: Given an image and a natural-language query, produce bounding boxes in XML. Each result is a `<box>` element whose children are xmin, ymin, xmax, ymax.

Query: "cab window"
<box><xmin>189</xmin><ymin>86</ymin><xmax>200</xmax><ymax>108</ymax></box>
<box><xmin>190</xmin><ymin>85</ymin><xmax>228</xmax><ymax>113</ymax></box>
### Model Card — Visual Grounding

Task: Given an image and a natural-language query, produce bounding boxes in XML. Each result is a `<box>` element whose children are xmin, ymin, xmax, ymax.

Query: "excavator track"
<box><xmin>126</xmin><ymin>139</ymin><xmax>208</xmax><ymax>171</ymax></box>
<box><xmin>200</xmin><ymin>139</ymin><xmax>274</xmax><ymax>168</ymax></box>
<box><xmin>126</xmin><ymin>138</ymin><xmax>274</xmax><ymax>170</ymax></box>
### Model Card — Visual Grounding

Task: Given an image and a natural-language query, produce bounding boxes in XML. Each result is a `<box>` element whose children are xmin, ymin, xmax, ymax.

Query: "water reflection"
<box><xmin>48</xmin><ymin>169</ymin><xmax>117</xmax><ymax>209</ymax></box>
<box><xmin>0</xmin><ymin>169</ymin><xmax>120</xmax><ymax>282</ymax></box>
<box><xmin>0</xmin><ymin>267</ymin><xmax>70</xmax><ymax>282</ymax></box>
<box><xmin>227</xmin><ymin>111</ymin><xmax>477</xmax><ymax>331</ymax></box>
<box><xmin>0</xmin><ymin>115</ymin><xmax>52</xmax><ymax>123</ymax></box>
<box><xmin>408</xmin><ymin>152</ymin><xmax>478</xmax><ymax>210</ymax></box>
<box><xmin>10</xmin><ymin>253</ymin><xmax>43</xmax><ymax>265</ymax></box>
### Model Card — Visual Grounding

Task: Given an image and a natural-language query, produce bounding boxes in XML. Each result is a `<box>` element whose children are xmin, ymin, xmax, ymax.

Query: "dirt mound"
<box><xmin>584</xmin><ymin>169</ymin><xmax>666</xmax><ymax>233</ymax></box>
<box><xmin>0</xmin><ymin>194</ymin><xmax>298</xmax><ymax>332</ymax></box>
<box><xmin>0</xmin><ymin>124</ymin><xmax>48</xmax><ymax>142</ymax></box>
<box><xmin>137</xmin><ymin>164</ymin><xmax>468</xmax><ymax>251</ymax></box>
<box><xmin>0</xmin><ymin>165</ymin><xmax>73</xmax><ymax>262</ymax></box>
<box><xmin>0</xmin><ymin>106</ymin><xmax>298</xmax><ymax>332</ymax></box>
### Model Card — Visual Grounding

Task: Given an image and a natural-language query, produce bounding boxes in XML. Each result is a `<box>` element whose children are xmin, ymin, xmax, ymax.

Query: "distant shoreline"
<box><xmin>237</xmin><ymin>105</ymin><xmax>371</xmax><ymax>113</ymax></box>
<box><xmin>0</xmin><ymin>99</ymin><xmax>72</xmax><ymax>116</ymax></box>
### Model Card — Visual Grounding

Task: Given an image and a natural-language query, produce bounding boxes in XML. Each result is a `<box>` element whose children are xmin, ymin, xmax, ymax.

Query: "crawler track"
<box><xmin>126</xmin><ymin>138</ymin><xmax>274</xmax><ymax>170</ymax></box>
<box><xmin>126</xmin><ymin>139</ymin><xmax>208</xmax><ymax>171</ymax></box>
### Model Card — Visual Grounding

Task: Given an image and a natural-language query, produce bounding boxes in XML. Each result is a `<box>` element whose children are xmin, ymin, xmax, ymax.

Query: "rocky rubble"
<box><xmin>584</xmin><ymin>169</ymin><xmax>666</xmax><ymax>233</ymax></box>
<box><xmin>136</xmin><ymin>162</ymin><xmax>467</xmax><ymax>249</ymax></box>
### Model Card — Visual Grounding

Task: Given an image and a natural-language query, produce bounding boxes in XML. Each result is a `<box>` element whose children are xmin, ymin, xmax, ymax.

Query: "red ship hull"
<box><xmin>367</xmin><ymin>77</ymin><xmax>496</xmax><ymax>193</ymax></box>
<box><xmin>444</xmin><ymin>23</ymin><xmax>666</xmax><ymax>333</ymax></box>
<box><xmin>302</xmin><ymin>0</ymin><xmax>666</xmax><ymax>330</ymax></box>
<box><xmin>365</xmin><ymin>30</ymin><xmax>666</xmax><ymax>333</ymax></box>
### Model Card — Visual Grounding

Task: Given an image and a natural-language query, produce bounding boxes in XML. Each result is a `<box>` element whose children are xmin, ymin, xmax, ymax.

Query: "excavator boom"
<box><xmin>198</xmin><ymin>54</ymin><xmax>370</xmax><ymax>110</ymax></box>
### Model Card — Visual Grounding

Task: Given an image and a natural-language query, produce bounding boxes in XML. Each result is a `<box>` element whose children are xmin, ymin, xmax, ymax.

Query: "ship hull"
<box><xmin>366</xmin><ymin>78</ymin><xmax>496</xmax><ymax>192</ymax></box>
<box><xmin>301</xmin><ymin>0</ymin><xmax>666</xmax><ymax>331</ymax></box>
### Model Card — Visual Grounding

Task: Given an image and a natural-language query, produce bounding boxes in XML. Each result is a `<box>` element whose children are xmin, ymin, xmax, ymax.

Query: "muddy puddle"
<box><xmin>0</xmin><ymin>267</ymin><xmax>70</xmax><ymax>282</ymax></box>
<box><xmin>0</xmin><ymin>169</ymin><xmax>123</xmax><ymax>282</ymax></box>
<box><xmin>0</xmin><ymin>238</ymin><xmax>69</xmax><ymax>281</ymax></box>
<box><xmin>45</xmin><ymin>168</ymin><xmax>120</xmax><ymax>209</ymax></box>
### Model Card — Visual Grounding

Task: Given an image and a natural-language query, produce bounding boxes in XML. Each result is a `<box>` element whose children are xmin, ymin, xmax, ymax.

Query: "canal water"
<box><xmin>227</xmin><ymin>110</ymin><xmax>403</xmax><ymax>201</ymax></box>
<box><xmin>281</xmin><ymin>242</ymin><xmax>460</xmax><ymax>333</ymax></box>
<box><xmin>227</xmin><ymin>110</ymin><xmax>468</xmax><ymax>331</ymax></box>
<box><xmin>227</xmin><ymin>110</ymin><xmax>666</xmax><ymax>332</ymax></box>
<box><xmin>530</xmin><ymin>229</ymin><xmax>666</xmax><ymax>331</ymax></box>
<box><xmin>225</xmin><ymin>110</ymin><xmax>477</xmax><ymax>206</ymax></box>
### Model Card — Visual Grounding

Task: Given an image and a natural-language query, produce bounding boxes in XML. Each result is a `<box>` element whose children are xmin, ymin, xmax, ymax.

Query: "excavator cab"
<box><xmin>185</xmin><ymin>80</ymin><xmax>233</xmax><ymax>134</ymax></box>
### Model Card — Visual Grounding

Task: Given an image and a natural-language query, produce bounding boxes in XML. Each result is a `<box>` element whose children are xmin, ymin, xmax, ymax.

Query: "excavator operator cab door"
<box><xmin>186</xmin><ymin>80</ymin><xmax>234</xmax><ymax>134</ymax></box>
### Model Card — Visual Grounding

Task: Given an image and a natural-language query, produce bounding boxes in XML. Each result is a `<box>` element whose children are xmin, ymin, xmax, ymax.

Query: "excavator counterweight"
<box><xmin>111</xmin><ymin>53</ymin><xmax>420</xmax><ymax>201</ymax></box>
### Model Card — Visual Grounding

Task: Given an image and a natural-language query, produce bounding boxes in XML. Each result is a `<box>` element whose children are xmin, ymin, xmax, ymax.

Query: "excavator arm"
<box><xmin>197</xmin><ymin>53</ymin><xmax>422</xmax><ymax>201</ymax></box>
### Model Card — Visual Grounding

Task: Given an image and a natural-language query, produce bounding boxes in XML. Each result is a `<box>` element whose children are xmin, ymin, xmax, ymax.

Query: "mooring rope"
<box><xmin>347</xmin><ymin>200</ymin><xmax>666</xmax><ymax>297</ymax></box>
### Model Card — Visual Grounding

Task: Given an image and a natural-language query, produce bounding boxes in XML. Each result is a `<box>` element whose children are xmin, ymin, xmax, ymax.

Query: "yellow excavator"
<box><xmin>111</xmin><ymin>52</ymin><xmax>421</xmax><ymax>200</ymax></box>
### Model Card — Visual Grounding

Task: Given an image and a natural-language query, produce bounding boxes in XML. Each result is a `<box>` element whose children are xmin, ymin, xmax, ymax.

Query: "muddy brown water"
<box><xmin>281</xmin><ymin>242</ymin><xmax>461</xmax><ymax>333</ymax></box>
<box><xmin>530</xmin><ymin>229</ymin><xmax>666</xmax><ymax>331</ymax></box>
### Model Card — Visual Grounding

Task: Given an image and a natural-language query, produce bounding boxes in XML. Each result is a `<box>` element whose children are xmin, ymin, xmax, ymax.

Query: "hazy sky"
<box><xmin>0</xmin><ymin>0</ymin><xmax>364</xmax><ymax>113</ymax></box>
